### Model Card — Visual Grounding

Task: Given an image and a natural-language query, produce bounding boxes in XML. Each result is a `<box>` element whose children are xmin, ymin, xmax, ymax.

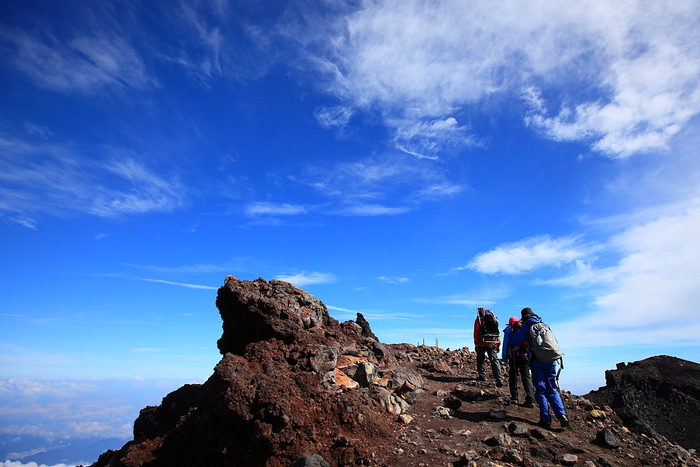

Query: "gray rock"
<box><xmin>483</xmin><ymin>432</ymin><xmax>512</xmax><ymax>446</ymax></box>
<box><xmin>507</xmin><ymin>421</ymin><xmax>530</xmax><ymax>436</ymax></box>
<box><xmin>290</xmin><ymin>454</ymin><xmax>330</xmax><ymax>467</ymax></box>
<box><xmin>353</xmin><ymin>361</ymin><xmax>378</xmax><ymax>386</ymax></box>
<box><xmin>595</xmin><ymin>427</ymin><xmax>621</xmax><ymax>449</ymax></box>
<box><xmin>313</xmin><ymin>346</ymin><xmax>338</xmax><ymax>372</ymax></box>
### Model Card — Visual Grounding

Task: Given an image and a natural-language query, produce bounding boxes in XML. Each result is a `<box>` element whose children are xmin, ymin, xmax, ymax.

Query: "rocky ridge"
<box><xmin>87</xmin><ymin>276</ymin><xmax>700</xmax><ymax>467</ymax></box>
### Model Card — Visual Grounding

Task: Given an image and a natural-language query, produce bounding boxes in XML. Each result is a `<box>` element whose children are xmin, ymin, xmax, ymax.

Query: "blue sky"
<box><xmin>1</xmin><ymin>0</ymin><xmax>700</xmax><ymax>461</ymax></box>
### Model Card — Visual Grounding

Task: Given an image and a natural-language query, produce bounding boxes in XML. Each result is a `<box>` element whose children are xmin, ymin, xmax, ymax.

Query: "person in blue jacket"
<box><xmin>501</xmin><ymin>317</ymin><xmax>535</xmax><ymax>408</ymax></box>
<box><xmin>508</xmin><ymin>307</ymin><xmax>569</xmax><ymax>429</ymax></box>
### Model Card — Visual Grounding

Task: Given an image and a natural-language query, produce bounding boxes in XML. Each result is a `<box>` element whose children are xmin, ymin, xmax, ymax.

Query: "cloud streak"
<box><xmin>135</xmin><ymin>278</ymin><xmax>218</xmax><ymax>290</ymax></box>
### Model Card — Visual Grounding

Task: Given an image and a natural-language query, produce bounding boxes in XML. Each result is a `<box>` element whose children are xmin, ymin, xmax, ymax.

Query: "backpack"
<box><xmin>478</xmin><ymin>309</ymin><xmax>500</xmax><ymax>344</ymax></box>
<box><xmin>529</xmin><ymin>321</ymin><xmax>563</xmax><ymax>363</ymax></box>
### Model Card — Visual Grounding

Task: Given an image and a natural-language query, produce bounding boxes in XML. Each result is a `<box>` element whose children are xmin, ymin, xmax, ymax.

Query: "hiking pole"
<box><xmin>554</xmin><ymin>357</ymin><xmax>569</xmax><ymax>417</ymax></box>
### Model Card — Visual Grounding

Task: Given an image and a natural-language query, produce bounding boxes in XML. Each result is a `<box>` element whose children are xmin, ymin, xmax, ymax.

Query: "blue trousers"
<box><xmin>531</xmin><ymin>359</ymin><xmax>566</xmax><ymax>422</ymax></box>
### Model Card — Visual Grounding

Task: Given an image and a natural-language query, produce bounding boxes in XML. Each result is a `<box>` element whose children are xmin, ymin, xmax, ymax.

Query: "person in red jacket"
<box><xmin>473</xmin><ymin>307</ymin><xmax>504</xmax><ymax>387</ymax></box>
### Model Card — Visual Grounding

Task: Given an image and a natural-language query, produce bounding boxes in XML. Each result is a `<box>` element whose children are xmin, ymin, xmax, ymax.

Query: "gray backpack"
<box><xmin>529</xmin><ymin>321</ymin><xmax>563</xmax><ymax>363</ymax></box>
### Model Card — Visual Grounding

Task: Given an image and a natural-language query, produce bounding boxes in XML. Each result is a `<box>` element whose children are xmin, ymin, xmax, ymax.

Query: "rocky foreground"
<box><xmin>86</xmin><ymin>276</ymin><xmax>700</xmax><ymax>467</ymax></box>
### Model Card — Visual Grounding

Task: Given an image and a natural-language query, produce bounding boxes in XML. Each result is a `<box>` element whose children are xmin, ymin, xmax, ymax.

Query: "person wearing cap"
<box><xmin>509</xmin><ymin>307</ymin><xmax>569</xmax><ymax>429</ymax></box>
<box><xmin>502</xmin><ymin>316</ymin><xmax>535</xmax><ymax>407</ymax></box>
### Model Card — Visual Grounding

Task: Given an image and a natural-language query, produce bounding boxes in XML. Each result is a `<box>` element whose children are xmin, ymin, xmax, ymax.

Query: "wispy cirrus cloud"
<box><xmin>2</xmin><ymin>28</ymin><xmax>156</xmax><ymax>94</ymax></box>
<box><xmin>0</xmin><ymin>137</ymin><xmax>186</xmax><ymax>225</ymax></box>
<box><xmin>302</xmin><ymin>153</ymin><xmax>464</xmax><ymax>212</ymax></box>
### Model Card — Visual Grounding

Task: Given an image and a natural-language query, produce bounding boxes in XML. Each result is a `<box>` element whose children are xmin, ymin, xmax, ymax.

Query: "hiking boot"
<box><xmin>496</xmin><ymin>380</ymin><xmax>504</xmax><ymax>388</ymax></box>
<box><xmin>537</xmin><ymin>420</ymin><xmax>552</xmax><ymax>430</ymax></box>
<box><xmin>558</xmin><ymin>415</ymin><xmax>570</xmax><ymax>428</ymax></box>
<box><xmin>524</xmin><ymin>400</ymin><xmax>535</xmax><ymax>408</ymax></box>
<box><xmin>476</xmin><ymin>376</ymin><xmax>486</xmax><ymax>382</ymax></box>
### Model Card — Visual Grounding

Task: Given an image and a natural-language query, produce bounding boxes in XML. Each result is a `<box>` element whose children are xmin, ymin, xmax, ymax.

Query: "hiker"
<box><xmin>509</xmin><ymin>307</ymin><xmax>568</xmax><ymax>429</ymax></box>
<box><xmin>473</xmin><ymin>307</ymin><xmax>504</xmax><ymax>387</ymax></box>
<box><xmin>501</xmin><ymin>317</ymin><xmax>535</xmax><ymax>407</ymax></box>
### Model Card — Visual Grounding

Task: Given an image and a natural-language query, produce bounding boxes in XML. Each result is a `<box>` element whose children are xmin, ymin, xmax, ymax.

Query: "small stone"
<box><xmin>502</xmin><ymin>449</ymin><xmax>523</xmax><ymax>463</ymax></box>
<box><xmin>398</xmin><ymin>413</ymin><xmax>413</xmax><ymax>424</ymax></box>
<box><xmin>488</xmin><ymin>409</ymin><xmax>506</xmax><ymax>419</ymax></box>
<box><xmin>290</xmin><ymin>454</ymin><xmax>330</xmax><ymax>467</ymax></box>
<box><xmin>433</xmin><ymin>406</ymin><xmax>452</xmax><ymax>418</ymax></box>
<box><xmin>484</xmin><ymin>433</ymin><xmax>512</xmax><ymax>447</ymax></box>
<box><xmin>507</xmin><ymin>421</ymin><xmax>530</xmax><ymax>436</ymax></box>
<box><xmin>561</xmin><ymin>453</ymin><xmax>578</xmax><ymax>465</ymax></box>
<box><xmin>589</xmin><ymin>409</ymin><xmax>606</xmax><ymax>419</ymax></box>
<box><xmin>595</xmin><ymin>428</ymin><xmax>621</xmax><ymax>449</ymax></box>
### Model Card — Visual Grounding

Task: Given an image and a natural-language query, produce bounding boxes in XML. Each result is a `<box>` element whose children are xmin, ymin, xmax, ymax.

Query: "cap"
<box><xmin>508</xmin><ymin>316</ymin><xmax>520</xmax><ymax>325</ymax></box>
<box><xmin>521</xmin><ymin>307</ymin><xmax>534</xmax><ymax>319</ymax></box>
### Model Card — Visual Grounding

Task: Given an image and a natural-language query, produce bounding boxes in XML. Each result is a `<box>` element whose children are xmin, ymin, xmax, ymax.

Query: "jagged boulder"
<box><xmin>587</xmin><ymin>355</ymin><xmax>700</xmax><ymax>450</ymax></box>
<box><xmin>216</xmin><ymin>276</ymin><xmax>339</xmax><ymax>356</ymax></box>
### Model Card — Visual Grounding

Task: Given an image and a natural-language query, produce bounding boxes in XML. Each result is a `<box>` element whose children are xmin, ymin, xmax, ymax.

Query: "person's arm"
<box><xmin>473</xmin><ymin>318</ymin><xmax>480</xmax><ymax>345</ymax></box>
<box><xmin>501</xmin><ymin>330</ymin><xmax>510</xmax><ymax>361</ymax></box>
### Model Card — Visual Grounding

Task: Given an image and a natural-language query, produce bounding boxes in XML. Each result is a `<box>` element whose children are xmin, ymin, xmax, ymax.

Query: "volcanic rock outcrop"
<box><xmin>587</xmin><ymin>355</ymin><xmax>700</xmax><ymax>450</ymax></box>
<box><xmin>91</xmin><ymin>276</ymin><xmax>422</xmax><ymax>467</ymax></box>
<box><xmin>87</xmin><ymin>277</ymin><xmax>700</xmax><ymax>467</ymax></box>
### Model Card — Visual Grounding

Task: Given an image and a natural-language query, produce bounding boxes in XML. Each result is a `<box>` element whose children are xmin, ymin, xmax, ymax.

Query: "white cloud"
<box><xmin>295</xmin><ymin>0</ymin><xmax>700</xmax><ymax>159</ymax></box>
<box><xmin>526</xmin><ymin>2</ymin><xmax>700</xmax><ymax>158</ymax></box>
<box><xmin>527</xmin><ymin>195</ymin><xmax>700</xmax><ymax>351</ymax></box>
<box><xmin>273</xmin><ymin>271</ymin><xmax>337</xmax><ymax>287</ymax></box>
<box><xmin>465</xmin><ymin>236</ymin><xmax>597</xmax><ymax>275</ymax></box>
<box><xmin>596</xmin><ymin>203</ymin><xmax>700</xmax><ymax>328</ymax></box>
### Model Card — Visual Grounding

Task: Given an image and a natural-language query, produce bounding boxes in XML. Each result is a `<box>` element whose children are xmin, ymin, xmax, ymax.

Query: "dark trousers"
<box><xmin>476</xmin><ymin>346</ymin><xmax>503</xmax><ymax>382</ymax></box>
<box><xmin>508</xmin><ymin>353</ymin><xmax>535</xmax><ymax>402</ymax></box>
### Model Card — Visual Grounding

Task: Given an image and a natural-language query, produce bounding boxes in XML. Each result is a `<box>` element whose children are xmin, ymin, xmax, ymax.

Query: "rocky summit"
<box><xmin>86</xmin><ymin>276</ymin><xmax>700</xmax><ymax>467</ymax></box>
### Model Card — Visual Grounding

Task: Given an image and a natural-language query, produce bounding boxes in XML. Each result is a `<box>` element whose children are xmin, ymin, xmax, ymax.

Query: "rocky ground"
<box><xmin>85</xmin><ymin>276</ymin><xmax>700</xmax><ymax>467</ymax></box>
<box><xmin>369</xmin><ymin>345</ymin><xmax>699</xmax><ymax>467</ymax></box>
